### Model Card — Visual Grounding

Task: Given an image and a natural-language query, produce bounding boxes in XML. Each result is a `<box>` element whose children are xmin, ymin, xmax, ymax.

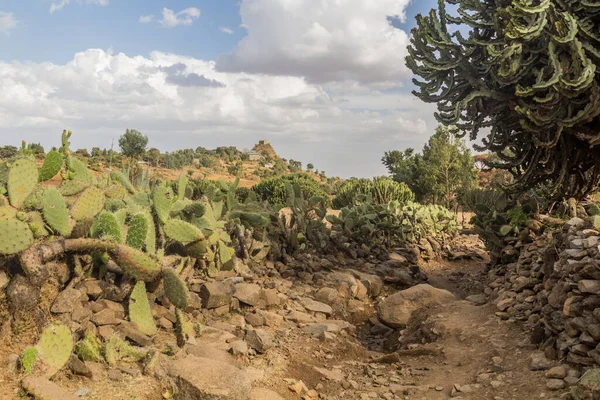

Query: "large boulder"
<box><xmin>377</xmin><ymin>284</ymin><xmax>456</xmax><ymax>328</ymax></box>
<box><xmin>167</xmin><ymin>355</ymin><xmax>251</xmax><ymax>400</ymax></box>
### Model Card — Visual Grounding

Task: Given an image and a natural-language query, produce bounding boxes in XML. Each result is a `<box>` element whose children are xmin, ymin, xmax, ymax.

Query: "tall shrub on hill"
<box><xmin>407</xmin><ymin>0</ymin><xmax>600</xmax><ymax>198</ymax></box>
<box><xmin>332</xmin><ymin>177</ymin><xmax>414</xmax><ymax>209</ymax></box>
<box><xmin>252</xmin><ymin>173</ymin><xmax>330</xmax><ymax>206</ymax></box>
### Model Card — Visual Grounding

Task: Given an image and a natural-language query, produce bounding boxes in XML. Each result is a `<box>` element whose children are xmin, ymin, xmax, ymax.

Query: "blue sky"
<box><xmin>0</xmin><ymin>0</ymin><xmax>444</xmax><ymax>178</ymax></box>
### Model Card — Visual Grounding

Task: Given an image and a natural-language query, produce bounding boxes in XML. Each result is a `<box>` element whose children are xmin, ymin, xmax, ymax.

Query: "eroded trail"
<box><xmin>248</xmin><ymin>239</ymin><xmax>553</xmax><ymax>400</ymax></box>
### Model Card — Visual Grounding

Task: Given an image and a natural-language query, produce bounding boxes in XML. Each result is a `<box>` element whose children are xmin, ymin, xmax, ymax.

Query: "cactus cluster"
<box><xmin>333</xmin><ymin>177</ymin><xmax>414</xmax><ymax>209</ymax></box>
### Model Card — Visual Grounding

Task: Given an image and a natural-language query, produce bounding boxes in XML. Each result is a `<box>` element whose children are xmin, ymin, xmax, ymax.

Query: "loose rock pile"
<box><xmin>487</xmin><ymin>214</ymin><xmax>600</xmax><ymax>389</ymax></box>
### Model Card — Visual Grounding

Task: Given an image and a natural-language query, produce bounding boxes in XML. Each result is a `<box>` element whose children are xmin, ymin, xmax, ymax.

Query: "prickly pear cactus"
<box><xmin>105</xmin><ymin>198</ymin><xmax>126</xmax><ymax>212</ymax></box>
<box><xmin>152</xmin><ymin>184</ymin><xmax>174</xmax><ymax>224</ymax></box>
<box><xmin>163</xmin><ymin>268</ymin><xmax>190</xmax><ymax>310</ymax></box>
<box><xmin>0</xmin><ymin>206</ymin><xmax>16</xmax><ymax>219</ymax></box>
<box><xmin>177</xmin><ymin>173</ymin><xmax>187</xmax><ymax>201</ymax></box>
<box><xmin>71</xmin><ymin>186</ymin><xmax>105</xmax><ymax>221</ymax></box>
<box><xmin>183</xmin><ymin>240</ymin><xmax>208</xmax><ymax>258</ymax></box>
<box><xmin>143</xmin><ymin>211</ymin><xmax>156</xmax><ymax>255</ymax></box>
<box><xmin>126</xmin><ymin>213</ymin><xmax>149</xmax><ymax>250</ymax></box>
<box><xmin>59</xmin><ymin>179</ymin><xmax>89</xmax><ymax>196</ymax></box>
<box><xmin>110</xmin><ymin>171</ymin><xmax>136</xmax><ymax>194</ymax></box>
<box><xmin>74</xmin><ymin>332</ymin><xmax>102</xmax><ymax>362</ymax></box>
<box><xmin>105</xmin><ymin>185</ymin><xmax>128</xmax><ymax>200</ymax></box>
<box><xmin>69</xmin><ymin>156</ymin><xmax>94</xmax><ymax>183</ymax></box>
<box><xmin>7</xmin><ymin>158</ymin><xmax>38</xmax><ymax>209</ymax></box>
<box><xmin>37</xmin><ymin>324</ymin><xmax>73</xmax><ymax>377</ymax></box>
<box><xmin>0</xmin><ymin>218</ymin><xmax>34</xmax><ymax>255</ymax></box>
<box><xmin>97</xmin><ymin>211</ymin><xmax>122</xmax><ymax>242</ymax></box>
<box><xmin>38</xmin><ymin>150</ymin><xmax>63</xmax><ymax>182</ymax></box>
<box><xmin>111</xmin><ymin>244</ymin><xmax>161</xmax><ymax>282</ymax></box>
<box><xmin>105</xmin><ymin>336</ymin><xmax>147</xmax><ymax>367</ymax></box>
<box><xmin>129</xmin><ymin>281</ymin><xmax>157</xmax><ymax>336</ymax></box>
<box><xmin>21</xmin><ymin>347</ymin><xmax>38</xmax><ymax>376</ymax></box>
<box><xmin>175</xmin><ymin>309</ymin><xmax>194</xmax><ymax>348</ymax></box>
<box><xmin>164</xmin><ymin>219</ymin><xmax>205</xmax><ymax>243</ymax></box>
<box><xmin>28</xmin><ymin>211</ymin><xmax>50</xmax><ymax>238</ymax></box>
<box><xmin>42</xmin><ymin>188</ymin><xmax>71</xmax><ymax>236</ymax></box>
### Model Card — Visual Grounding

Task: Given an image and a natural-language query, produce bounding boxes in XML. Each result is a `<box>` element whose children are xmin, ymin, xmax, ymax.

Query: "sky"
<box><xmin>0</xmin><ymin>0</ymin><xmax>442</xmax><ymax>178</ymax></box>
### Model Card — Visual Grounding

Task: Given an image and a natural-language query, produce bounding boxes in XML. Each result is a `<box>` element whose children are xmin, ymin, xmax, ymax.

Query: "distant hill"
<box><xmin>252</xmin><ymin>140</ymin><xmax>278</xmax><ymax>159</ymax></box>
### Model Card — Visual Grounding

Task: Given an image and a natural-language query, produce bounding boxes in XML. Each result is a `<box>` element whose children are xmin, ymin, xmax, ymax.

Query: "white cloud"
<box><xmin>159</xmin><ymin>7</ymin><xmax>201</xmax><ymax>28</ymax></box>
<box><xmin>217</xmin><ymin>0</ymin><xmax>412</xmax><ymax>84</ymax></box>
<box><xmin>0</xmin><ymin>12</ymin><xmax>18</xmax><ymax>35</ymax></box>
<box><xmin>0</xmin><ymin>49</ymin><xmax>436</xmax><ymax>177</ymax></box>
<box><xmin>139</xmin><ymin>15</ymin><xmax>154</xmax><ymax>24</ymax></box>
<box><xmin>50</xmin><ymin>0</ymin><xmax>109</xmax><ymax>14</ymax></box>
<box><xmin>219</xmin><ymin>26</ymin><xmax>234</xmax><ymax>34</ymax></box>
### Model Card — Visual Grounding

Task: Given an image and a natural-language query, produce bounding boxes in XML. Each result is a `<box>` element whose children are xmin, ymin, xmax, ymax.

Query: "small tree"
<box><xmin>119</xmin><ymin>129</ymin><xmax>148</xmax><ymax>161</ymax></box>
<box><xmin>91</xmin><ymin>147</ymin><xmax>102</xmax><ymax>158</ymax></box>
<box><xmin>147</xmin><ymin>148</ymin><xmax>161</xmax><ymax>167</ymax></box>
<box><xmin>307</xmin><ymin>163</ymin><xmax>314</xmax><ymax>171</ymax></box>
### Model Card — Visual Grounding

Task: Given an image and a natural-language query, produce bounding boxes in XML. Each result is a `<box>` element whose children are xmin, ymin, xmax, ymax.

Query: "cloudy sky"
<box><xmin>0</xmin><ymin>0</ymin><xmax>441</xmax><ymax>178</ymax></box>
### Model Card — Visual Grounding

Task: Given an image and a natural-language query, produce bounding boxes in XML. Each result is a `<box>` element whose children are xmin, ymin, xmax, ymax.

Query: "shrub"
<box><xmin>332</xmin><ymin>177</ymin><xmax>414</xmax><ymax>209</ymax></box>
<box><xmin>252</xmin><ymin>173</ymin><xmax>330</xmax><ymax>206</ymax></box>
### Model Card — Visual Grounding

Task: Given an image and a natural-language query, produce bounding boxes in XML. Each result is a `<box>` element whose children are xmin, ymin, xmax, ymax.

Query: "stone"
<box><xmin>195</xmin><ymin>327</ymin><xmax>237</xmax><ymax>351</ymax></box>
<box><xmin>234</xmin><ymin>283</ymin><xmax>262</xmax><ymax>306</ymax></box>
<box><xmin>377</xmin><ymin>284</ymin><xmax>456</xmax><ymax>328</ymax></box>
<box><xmin>0</xmin><ymin>270</ymin><xmax>9</xmax><ymax>292</ymax></box>
<box><xmin>314</xmin><ymin>367</ymin><xmax>344</xmax><ymax>382</ymax></box>
<box><xmin>90</xmin><ymin>309</ymin><xmax>120</xmax><ymax>326</ymax></box>
<box><xmin>77</xmin><ymin>280</ymin><xmax>103</xmax><ymax>299</ymax></box>
<box><xmin>107</xmin><ymin>369</ymin><xmax>124</xmax><ymax>381</ymax></box>
<box><xmin>74</xmin><ymin>388</ymin><xmax>91</xmax><ymax>397</ymax></box>
<box><xmin>186</xmin><ymin>344</ymin><xmax>238</xmax><ymax>366</ymax></box>
<box><xmin>263</xmin><ymin>289</ymin><xmax>281</xmax><ymax>307</ymax></box>
<box><xmin>578</xmin><ymin>280</ymin><xmax>600</xmax><ymax>294</ymax></box>
<box><xmin>245</xmin><ymin>329</ymin><xmax>274</xmax><ymax>353</ymax></box>
<box><xmin>230</xmin><ymin>340</ymin><xmax>249</xmax><ymax>356</ymax></box>
<box><xmin>347</xmin><ymin>269</ymin><xmax>383</xmax><ymax>297</ymax></box>
<box><xmin>118</xmin><ymin>323</ymin><xmax>152</xmax><ymax>346</ymax></box>
<box><xmin>286</xmin><ymin>310</ymin><xmax>314</xmax><ymax>323</ymax></box>
<box><xmin>245</xmin><ymin>312</ymin><xmax>265</xmax><ymax>327</ymax></box>
<box><xmin>545</xmin><ymin>366</ymin><xmax>568</xmax><ymax>379</ymax></box>
<box><xmin>84</xmin><ymin>362</ymin><xmax>105</xmax><ymax>381</ymax></box>
<box><xmin>167</xmin><ymin>355</ymin><xmax>251</xmax><ymax>400</ymax></box>
<box><xmin>302</xmin><ymin>323</ymin><xmax>341</xmax><ymax>337</ymax></box>
<box><xmin>259</xmin><ymin>310</ymin><xmax>284</xmax><ymax>327</ymax></box>
<box><xmin>528</xmin><ymin>352</ymin><xmax>554</xmax><ymax>371</ymax></box>
<box><xmin>299</xmin><ymin>297</ymin><xmax>333</xmax><ymax>315</ymax></box>
<box><xmin>97</xmin><ymin>325</ymin><xmax>114</xmax><ymax>340</ymax></box>
<box><xmin>199</xmin><ymin>282</ymin><xmax>234</xmax><ymax>309</ymax></box>
<box><xmin>22</xmin><ymin>376</ymin><xmax>78</xmax><ymax>400</ymax></box>
<box><xmin>68</xmin><ymin>355</ymin><xmax>92</xmax><ymax>378</ymax></box>
<box><xmin>546</xmin><ymin>379</ymin><xmax>566</xmax><ymax>390</ymax></box>
<box><xmin>315</xmin><ymin>288</ymin><xmax>339</xmax><ymax>306</ymax></box>
<box><xmin>51</xmin><ymin>288</ymin><xmax>83</xmax><ymax>314</ymax></box>
<box><xmin>496</xmin><ymin>298</ymin><xmax>514</xmax><ymax>312</ymax></box>
<box><xmin>251</xmin><ymin>388</ymin><xmax>285</xmax><ymax>400</ymax></box>
<box><xmin>71</xmin><ymin>303</ymin><xmax>92</xmax><ymax>323</ymax></box>
<box><xmin>466</xmin><ymin>294</ymin><xmax>486</xmax><ymax>306</ymax></box>
<box><xmin>6</xmin><ymin>353</ymin><xmax>18</xmax><ymax>374</ymax></box>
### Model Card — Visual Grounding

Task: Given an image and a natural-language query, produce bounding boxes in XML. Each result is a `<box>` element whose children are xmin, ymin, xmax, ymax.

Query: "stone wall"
<box><xmin>487</xmin><ymin>216</ymin><xmax>600</xmax><ymax>368</ymax></box>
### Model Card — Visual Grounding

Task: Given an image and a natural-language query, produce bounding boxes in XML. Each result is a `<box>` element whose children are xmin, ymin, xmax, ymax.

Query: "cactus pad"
<box><xmin>126</xmin><ymin>213</ymin><xmax>149</xmax><ymax>250</ymax></box>
<box><xmin>0</xmin><ymin>206</ymin><xmax>16</xmax><ymax>219</ymax></box>
<box><xmin>75</xmin><ymin>332</ymin><xmax>103</xmax><ymax>362</ymax></box>
<box><xmin>0</xmin><ymin>218</ymin><xmax>34</xmax><ymax>255</ymax></box>
<box><xmin>105</xmin><ymin>198</ymin><xmax>126</xmax><ymax>212</ymax></box>
<box><xmin>97</xmin><ymin>211</ymin><xmax>122</xmax><ymax>242</ymax></box>
<box><xmin>59</xmin><ymin>179</ymin><xmax>89</xmax><ymax>196</ymax></box>
<box><xmin>164</xmin><ymin>219</ymin><xmax>205</xmax><ymax>243</ymax></box>
<box><xmin>42</xmin><ymin>188</ymin><xmax>70</xmax><ymax>236</ymax></box>
<box><xmin>71</xmin><ymin>187</ymin><xmax>105</xmax><ymax>221</ymax></box>
<box><xmin>37</xmin><ymin>324</ymin><xmax>73</xmax><ymax>377</ymax></box>
<box><xmin>23</xmin><ymin>185</ymin><xmax>45</xmax><ymax>211</ymax></box>
<box><xmin>105</xmin><ymin>336</ymin><xmax>147</xmax><ymax>367</ymax></box>
<box><xmin>69</xmin><ymin>156</ymin><xmax>93</xmax><ymax>183</ymax></box>
<box><xmin>163</xmin><ymin>268</ymin><xmax>190</xmax><ymax>309</ymax></box>
<box><xmin>111</xmin><ymin>244</ymin><xmax>160</xmax><ymax>281</ymax></box>
<box><xmin>7</xmin><ymin>158</ymin><xmax>38</xmax><ymax>209</ymax></box>
<box><xmin>183</xmin><ymin>240</ymin><xmax>208</xmax><ymax>257</ymax></box>
<box><xmin>71</xmin><ymin>218</ymin><xmax>93</xmax><ymax>239</ymax></box>
<box><xmin>21</xmin><ymin>347</ymin><xmax>38</xmax><ymax>376</ymax></box>
<box><xmin>38</xmin><ymin>151</ymin><xmax>63</xmax><ymax>182</ymax></box>
<box><xmin>110</xmin><ymin>171</ymin><xmax>136</xmax><ymax>194</ymax></box>
<box><xmin>129</xmin><ymin>281</ymin><xmax>157</xmax><ymax>336</ymax></box>
<box><xmin>152</xmin><ymin>184</ymin><xmax>173</xmax><ymax>224</ymax></box>
<box><xmin>28</xmin><ymin>211</ymin><xmax>50</xmax><ymax>238</ymax></box>
<box><xmin>177</xmin><ymin>173</ymin><xmax>187</xmax><ymax>200</ymax></box>
<box><xmin>143</xmin><ymin>211</ymin><xmax>156</xmax><ymax>255</ymax></box>
<box><xmin>175</xmin><ymin>309</ymin><xmax>194</xmax><ymax>348</ymax></box>
<box><xmin>105</xmin><ymin>185</ymin><xmax>128</xmax><ymax>200</ymax></box>
<box><xmin>127</xmin><ymin>192</ymin><xmax>151</xmax><ymax>207</ymax></box>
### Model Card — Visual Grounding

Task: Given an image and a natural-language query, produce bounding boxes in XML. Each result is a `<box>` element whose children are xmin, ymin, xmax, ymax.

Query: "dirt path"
<box><xmin>251</xmin><ymin>250</ymin><xmax>557</xmax><ymax>399</ymax></box>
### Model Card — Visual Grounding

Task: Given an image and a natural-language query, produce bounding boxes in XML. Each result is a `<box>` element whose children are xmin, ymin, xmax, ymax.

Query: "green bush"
<box><xmin>252</xmin><ymin>173</ymin><xmax>330</xmax><ymax>206</ymax></box>
<box><xmin>332</xmin><ymin>177</ymin><xmax>414</xmax><ymax>209</ymax></box>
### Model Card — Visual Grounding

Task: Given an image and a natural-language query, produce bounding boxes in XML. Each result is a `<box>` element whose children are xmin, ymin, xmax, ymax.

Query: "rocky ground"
<box><xmin>0</xmin><ymin>233</ymin><xmax>592</xmax><ymax>400</ymax></box>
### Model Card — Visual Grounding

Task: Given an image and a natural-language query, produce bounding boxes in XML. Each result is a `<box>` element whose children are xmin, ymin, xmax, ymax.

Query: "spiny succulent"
<box><xmin>42</xmin><ymin>187</ymin><xmax>71</xmax><ymax>236</ymax></box>
<box><xmin>37</xmin><ymin>323</ymin><xmax>73</xmax><ymax>377</ymax></box>
<box><xmin>71</xmin><ymin>186</ymin><xmax>105</xmax><ymax>221</ymax></box>
<box><xmin>163</xmin><ymin>268</ymin><xmax>190</xmax><ymax>310</ymax></box>
<box><xmin>0</xmin><ymin>218</ymin><xmax>34</xmax><ymax>255</ymax></box>
<box><xmin>7</xmin><ymin>158</ymin><xmax>38</xmax><ymax>209</ymax></box>
<box><xmin>128</xmin><ymin>281</ymin><xmax>157</xmax><ymax>336</ymax></box>
<box><xmin>38</xmin><ymin>150</ymin><xmax>63</xmax><ymax>182</ymax></box>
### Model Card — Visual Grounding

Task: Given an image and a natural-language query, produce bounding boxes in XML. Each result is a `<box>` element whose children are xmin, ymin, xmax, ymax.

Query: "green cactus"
<box><xmin>163</xmin><ymin>268</ymin><xmax>190</xmax><ymax>309</ymax></box>
<box><xmin>0</xmin><ymin>206</ymin><xmax>16</xmax><ymax>219</ymax></box>
<box><xmin>152</xmin><ymin>184</ymin><xmax>174</xmax><ymax>224</ymax></box>
<box><xmin>177</xmin><ymin>173</ymin><xmax>187</xmax><ymax>201</ymax></box>
<box><xmin>142</xmin><ymin>210</ymin><xmax>156</xmax><ymax>255</ymax></box>
<box><xmin>110</xmin><ymin>171</ymin><xmax>136</xmax><ymax>194</ymax></box>
<box><xmin>42</xmin><ymin>188</ymin><xmax>71</xmax><ymax>236</ymax></box>
<box><xmin>71</xmin><ymin>186</ymin><xmax>105</xmax><ymax>221</ymax></box>
<box><xmin>104</xmin><ymin>185</ymin><xmax>129</xmax><ymax>200</ymax></box>
<box><xmin>586</xmin><ymin>203</ymin><xmax>600</xmax><ymax>216</ymax></box>
<box><xmin>28</xmin><ymin>211</ymin><xmax>49</xmax><ymax>238</ymax></box>
<box><xmin>37</xmin><ymin>324</ymin><xmax>73</xmax><ymax>377</ymax></box>
<box><xmin>175</xmin><ymin>308</ymin><xmax>194</xmax><ymax>348</ymax></box>
<box><xmin>126</xmin><ymin>213</ymin><xmax>149</xmax><ymax>250</ymax></box>
<box><xmin>183</xmin><ymin>240</ymin><xmax>208</xmax><ymax>258</ymax></box>
<box><xmin>7</xmin><ymin>158</ymin><xmax>38</xmax><ymax>209</ymax></box>
<box><xmin>96</xmin><ymin>211</ymin><xmax>122</xmax><ymax>242</ymax></box>
<box><xmin>75</xmin><ymin>332</ymin><xmax>103</xmax><ymax>362</ymax></box>
<box><xmin>228</xmin><ymin>211</ymin><xmax>269</xmax><ymax>228</ymax></box>
<box><xmin>127</xmin><ymin>192</ymin><xmax>151</xmax><ymax>208</ymax></box>
<box><xmin>111</xmin><ymin>244</ymin><xmax>161</xmax><ymax>281</ymax></box>
<box><xmin>105</xmin><ymin>198</ymin><xmax>126</xmax><ymax>212</ymax></box>
<box><xmin>69</xmin><ymin>156</ymin><xmax>94</xmax><ymax>183</ymax></box>
<box><xmin>129</xmin><ymin>281</ymin><xmax>157</xmax><ymax>336</ymax></box>
<box><xmin>181</xmin><ymin>202</ymin><xmax>205</xmax><ymax>218</ymax></box>
<box><xmin>21</xmin><ymin>347</ymin><xmax>38</xmax><ymax>376</ymax></box>
<box><xmin>164</xmin><ymin>219</ymin><xmax>205</xmax><ymax>243</ymax></box>
<box><xmin>0</xmin><ymin>218</ymin><xmax>34</xmax><ymax>255</ymax></box>
<box><xmin>38</xmin><ymin>150</ymin><xmax>63</xmax><ymax>182</ymax></box>
<box><xmin>59</xmin><ymin>179</ymin><xmax>89</xmax><ymax>196</ymax></box>
<box><xmin>23</xmin><ymin>185</ymin><xmax>45</xmax><ymax>211</ymax></box>
<box><xmin>104</xmin><ymin>336</ymin><xmax>147</xmax><ymax>367</ymax></box>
